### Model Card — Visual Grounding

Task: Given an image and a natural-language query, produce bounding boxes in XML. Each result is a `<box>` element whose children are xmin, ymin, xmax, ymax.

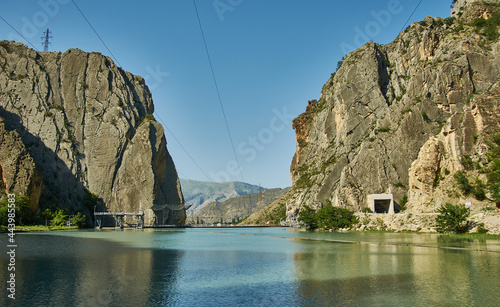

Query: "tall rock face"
<box><xmin>286</xmin><ymin>1</ymin><xmax>500</xmax><ymax>215</ymax></box>
<box><xmin>0</xmin><ymin>41</ymin><xmax>185</xmax><ymax>225</ymax></box>
<box><xmin>0</xmin><ymin>117</ymin><xmax>43</xmax><ymax>211</ymax></box>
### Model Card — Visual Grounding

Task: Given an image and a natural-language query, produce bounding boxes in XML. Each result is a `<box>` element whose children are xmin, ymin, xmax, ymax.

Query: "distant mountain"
<box><xmin>180</xmin><ymin>179</ymin><xmax>263</xmax><ymax>214</ymax></box>
<box><xmin>194</xmin><ymin>187</ymin><xmax>291</xmax><ymax>224</ymax></box>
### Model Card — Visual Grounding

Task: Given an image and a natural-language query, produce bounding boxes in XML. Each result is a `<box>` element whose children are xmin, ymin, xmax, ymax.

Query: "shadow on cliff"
<box><xmin>0</xmin><ymin>106</ymin><xmax>104</xmax><ymax>224</ymax></box>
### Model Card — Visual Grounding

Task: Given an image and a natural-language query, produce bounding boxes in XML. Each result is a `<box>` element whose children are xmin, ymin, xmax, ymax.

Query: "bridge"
<box><xmin>94</xmin><ymin>211</ymin><xmax>144</xmax><ymax>229</ymax></box>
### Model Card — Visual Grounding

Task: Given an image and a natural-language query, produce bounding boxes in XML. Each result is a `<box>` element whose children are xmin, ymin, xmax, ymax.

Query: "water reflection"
<box><xmin>0</xmin><ymin>233</ymin><xmax>183</xmax><ymax>306</ymax></box>
<box><xmin>1</xmin><ymin>229</ymin><xmax>499</xmax><ymax>306</ymax></box>
<box><xmin>293</xmin><ymin>239</ymin><xmax>500</xmax><ymax>306</ymax></box>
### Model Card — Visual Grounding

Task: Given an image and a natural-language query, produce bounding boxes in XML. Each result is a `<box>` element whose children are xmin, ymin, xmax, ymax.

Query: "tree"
<box><xmin>70</xmin><ymin>212</ymin><xmax>87</xmax><ymax>228</ymax></box>
<box><xmin>297</xmin><ymin>205</ymin><xmax>317</xmax><ymax>230</ymax></box>
<box><xmin>51</xmin><ymin>210</ymin><xmax>69</xmax><ymax>226</ymax></box>
<box><xmin>0</xmin><ymin>195</ymin><xmax>32</xmax><ymax>225</ymax></box>
<box><xmin>316</xmin><ymin>206</ymin><xmax>358</xmax><ymax>230</ymax></box>
<box><xmin>298</xmin><ymin>204</ymin><xmax>358</xmax><ymax>231</ymax></box>
<box><xmin>0</xmin><ymin>205</ymin><xmax>8</xmax><ymax>226</ymax></box>
<box><xmin>435</xmin><ymin>203</ymin><xmax>473</xmax><ymax>234</ymax></box>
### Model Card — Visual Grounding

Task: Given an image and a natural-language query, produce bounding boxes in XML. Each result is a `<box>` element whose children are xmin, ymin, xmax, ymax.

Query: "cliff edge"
<box><xmin>0</xmin><ymin>41</ymin><xmax>185</xmax><ymax>225</ymax></box>
<box><xmin>285</xmin><ymin>0</ymin><xmax>500</xmax><ymax>218</ymax></box>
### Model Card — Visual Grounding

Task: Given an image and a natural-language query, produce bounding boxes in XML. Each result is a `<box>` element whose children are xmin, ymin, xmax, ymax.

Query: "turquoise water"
<box><xmin>1</xmin><ymin>228</ymin><xmax>500</xmax><ymax>306</ymax></box>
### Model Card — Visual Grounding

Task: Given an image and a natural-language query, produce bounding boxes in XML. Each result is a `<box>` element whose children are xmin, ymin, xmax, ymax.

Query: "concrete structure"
<box><xmin>367</xmin><ymin>194</ymin><xmax>395</xmax><ymax>214</ymax></box>
<box><xmin>94</xmin><ymin>211</ymin><xmax>144</xmax><ymax>229</ymax></box>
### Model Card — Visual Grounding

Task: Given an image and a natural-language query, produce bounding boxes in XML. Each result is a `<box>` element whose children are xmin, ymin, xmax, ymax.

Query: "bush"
<box><xmin>471</xmin><ymin>179</ymin><xmax>486</xmax><ymax>201</ymax></box>
<box><xmin>298</xmin><ymin>204</ymin><xmax>358</xmax><ymax>231</ymax></box>
<box><xmin>361</xmin><ymin>207</ymin><xmax>373</xmax><ymax>213</ymax></box>
<box><xmin>51</xmin><ymin>210</ymin><xmax>69</xmax><ymax>226</ymax></box>
<box><xmin>0</xmin><ymin>195</ymin><xmax>33</xmax><ymax>225</ymax></box>
<box><xmin>454</xmin><ymin>171</ymin><xmax>473</xmax><ymax>195</ymax></box>
<box><xmin>70</xmin><ymin>212</ymin><xmax>87</xmax><ymax>227</ymax></box>
<box><xmin>399</xmin><ymin>194</ymin><xmax>408</xmax><ymax>211</ymax></box>
<box><xmin>436</xmin><ymin>203</ymin><xmax>473</xmax><ymax>234</ymax></box>
<box><xmin>297</xmin><ymin>205</ymin><xmax>317</xmax><ymax>230</ymax></box>
<box><xmin>143</xmin><ymin>114</ymin><xmax>156</xmax><ymax>122</ymax></box>
<box><xmin>471</xmin><ymin>11</ymin><xmax>500</xmax><ymax>41</ymax></box>
<box><xmin>316</xmin><ymin>206</ymin><xmax>358</xmax><ymax>230</ymax></box>
<box><xmin>460</xmin><ymin>154</ymin><xmax>474</xmax><ymax>170</ymax></box>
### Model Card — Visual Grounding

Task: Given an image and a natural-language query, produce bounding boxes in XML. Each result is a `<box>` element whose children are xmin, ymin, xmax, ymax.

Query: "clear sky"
<box><xmin>1</xmin><ymin>0</ymin><xmax>453</xmax><ymax>188</ymax></box>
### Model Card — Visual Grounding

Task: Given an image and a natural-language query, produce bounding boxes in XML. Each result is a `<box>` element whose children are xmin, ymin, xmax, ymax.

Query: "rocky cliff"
<box><xmin>285</xmin><ymin>0</ymin><xmax>500</xmax><ymax>217</ymax></box>
<box><xmin>0</xmin><ymin>41</ymin><xmax>185</xmax><ymax>225</ymax></box>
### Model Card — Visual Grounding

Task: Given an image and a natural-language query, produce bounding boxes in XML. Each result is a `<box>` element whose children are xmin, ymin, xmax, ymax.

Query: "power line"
<box><xmin>70</xmin><ymin>0</ymin><xmax>122</xmax><ymax>67</ymax></box>
<box><xmin>0</xmin><ymin>15</ymin><xmax>38</xmax><ymax>51</ymax></box>
<box><xmin>192</xmin><ymin>0</ymin><xmax>245</xmax><ymax>183</ymax></box>
<box><xmin>154</xmin><ymin>111</ymin><xmax>215</xmax><ymax>183</ymax></box>
<box><xmin>69</xmin><ymin>0</ymin><xmax>215</xmax><ymax>184</ymax></box>
<box><xmin>344</xmin><ymin>0</ymin><xmax>427</xmax><ymax>104</ymax></box>
<box><xmin>400</xmin><ymin>0</ymin><xmax>424</xmax><ymax>33</ymax></box>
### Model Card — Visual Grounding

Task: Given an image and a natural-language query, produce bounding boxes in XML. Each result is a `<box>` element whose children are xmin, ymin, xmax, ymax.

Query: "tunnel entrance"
<box><xmin>374</xmin><ymin>199</ymin><xmax>391</xmax><ymax>213</ymax></box>
<box><xmin>367</xmin><ymin>194</ymin><xmax>395</xmax><ymax>214</ymax></box>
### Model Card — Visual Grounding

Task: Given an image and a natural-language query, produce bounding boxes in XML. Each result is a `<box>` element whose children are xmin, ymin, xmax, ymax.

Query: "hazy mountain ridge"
<box><xmin>180</xmin><ymin>179</ymin><xmax>264</xmax><ymax>214</ymax></box>
<box><xmin>193</xmin><ymin>187</ymin><xmax>290</xmax><ymax>224</ymax></box>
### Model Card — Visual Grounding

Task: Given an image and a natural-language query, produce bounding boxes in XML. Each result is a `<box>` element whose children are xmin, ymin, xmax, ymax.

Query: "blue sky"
<box><xmin>1</xmin><ymin>0</ymin><xmax>453</xmax><ymax>188</ymax></box>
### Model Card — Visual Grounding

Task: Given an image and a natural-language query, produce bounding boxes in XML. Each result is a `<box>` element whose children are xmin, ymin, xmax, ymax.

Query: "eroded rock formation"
<box><xmin>285</xmin><ymin>1</ymin><xmax>500</xmax><ymax>216</ymax></box>
<box><xmin>0</xmin><ymin>41</ymin><xmax>185</xmax><ymax>225</ymax></box>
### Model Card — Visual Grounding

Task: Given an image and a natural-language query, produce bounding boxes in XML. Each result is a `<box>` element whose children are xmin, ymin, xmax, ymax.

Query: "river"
<box><xmin>1</xmin><ymin>227</ymin><xmax>500</xmax><ymax>306</ymax></box>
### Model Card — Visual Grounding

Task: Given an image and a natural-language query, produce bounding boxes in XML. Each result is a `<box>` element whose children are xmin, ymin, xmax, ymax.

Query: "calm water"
<box><xmin>1</xmin><ymin>228</ymin><xmax>500</xmax><ymax>306</ymax></box>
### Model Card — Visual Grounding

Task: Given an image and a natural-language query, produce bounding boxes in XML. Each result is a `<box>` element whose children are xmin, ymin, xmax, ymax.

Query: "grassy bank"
<box><xmin>0</xmin><ymin>225</ymin><xmax>79</xmax><ymax>233</ymax></box>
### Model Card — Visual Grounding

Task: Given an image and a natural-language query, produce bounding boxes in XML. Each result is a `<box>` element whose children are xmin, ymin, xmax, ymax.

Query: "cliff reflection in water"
<box><xmin>0</xmin><ymin>233</ymin><xmax>183</xmax><ymax>306</ymax></box>
<box><xmin>293</xmin><ymin>239</ymin><xmax>500</xmax><ymax>306</ymax></box>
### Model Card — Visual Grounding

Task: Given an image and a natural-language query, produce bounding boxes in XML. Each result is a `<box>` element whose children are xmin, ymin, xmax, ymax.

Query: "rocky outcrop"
<box><xmin>408</xmin><ymin>84</ymin><xmax>500</xmax><ymax>213</ymax></box>
<box><xmin>451</xmin><ymin>0</ymin><xmax>500</xmax><ymax>22</ymax></box>
<box><xmin>0</xmin><ymin>117</ymin><xmax>43</xmax><ymax>211</ymax></box>
<box><xmin>353</xmin><ymin>212</ymin><xmax>500</xmax><ymax>235</ymax></box>
<box><xmin>285</xmin><ymin>2</ymin><xmax>500</xmax><ymax>217</ymax></box>
<box><xmin>0</xmin><ymin>41</ymin><xmax>184</xmax><ymax>225</ymax></box>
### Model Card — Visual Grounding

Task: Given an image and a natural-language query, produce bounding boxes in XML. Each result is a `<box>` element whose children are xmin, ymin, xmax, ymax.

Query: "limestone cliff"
<box><xmin>0</xmin><ymin>41</ymin><xmax>185</xmax><ymax>225</ymax></box>
<box><xmin>0</xmin><ymin>117</ymin><xmax>43</xmax><ymax>211</ymax></box>
<box><xmin>285</xmin><ymin>1</ymin><xmax>500</xmax><ymax>216</ymax></box>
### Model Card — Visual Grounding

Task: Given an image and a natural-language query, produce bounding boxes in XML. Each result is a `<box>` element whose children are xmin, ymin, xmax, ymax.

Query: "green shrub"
<box><xmin>471</xmin><ymin>11</ymin><xmax>500</xmax><ymax>41</ymax></box>
<box><xmin>70</xmin><ymin>212</ymin><xmax>87</xmax><ymax>227</ymax></box>
<box><xmin>361</xmin><ymin>207</ymin><xmax>373</xmax><ymax>213</ymax></box>
<box><xmin>460</xmin><ymin>154</ymin><xmax>474</xmax><ymax>170</ymax></box>
<box><xmin>298</xmin><ymin>204</ymin><xmax>358</xmax><ymax>231</ymax></box>
<box><xmin>316</xmin><ymin>205</ymin><xmax>358</xmax><ymax>230</ymax></box>
<box><xmin>375</xmin><ymin>126</ymin><xmax>391</xmax><ymax>134</ymax></box>
<box><xmin>471</xmin><ymin>179</ymin><xmax>486</xmax><ymax>201</ymax></box>
<box><xmin>51</xmin><ymin>210</ymin><xmax>69</xmax><ymax>226</ymax></box>
<box><xmin>399</xmin><ymin>194</ymin><xmax>408</xmax><ymax>211</ymax></box>
<box><xmin>436</xmin><ymin>203</ymin><xmax>473</xmax><ymax>234</ymax></box>
<box><xmin>143</xmin><ymin>114</ymin><xmax>156</xmax><ymax>122</ymax></box>
<box><xmin>454</xmin><ymin>171</ymin><xmax>473</xmax><ymax>195</ymax></box>
<box><xmin>0</xmin><ymin>195</ymin><xmax>33</xmax><ymax>226</ymax></box>
<box><xmin>297</xmin><ymin>205</ymin><xmax>317</xmax><ymax>230</ymax></box>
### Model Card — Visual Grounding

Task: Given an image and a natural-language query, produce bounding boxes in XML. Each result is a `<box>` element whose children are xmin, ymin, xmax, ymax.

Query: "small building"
<box><xmin>367</xmin><ymin>194</ymin><xmax>395</xmax><ymax>214</ymax></box>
